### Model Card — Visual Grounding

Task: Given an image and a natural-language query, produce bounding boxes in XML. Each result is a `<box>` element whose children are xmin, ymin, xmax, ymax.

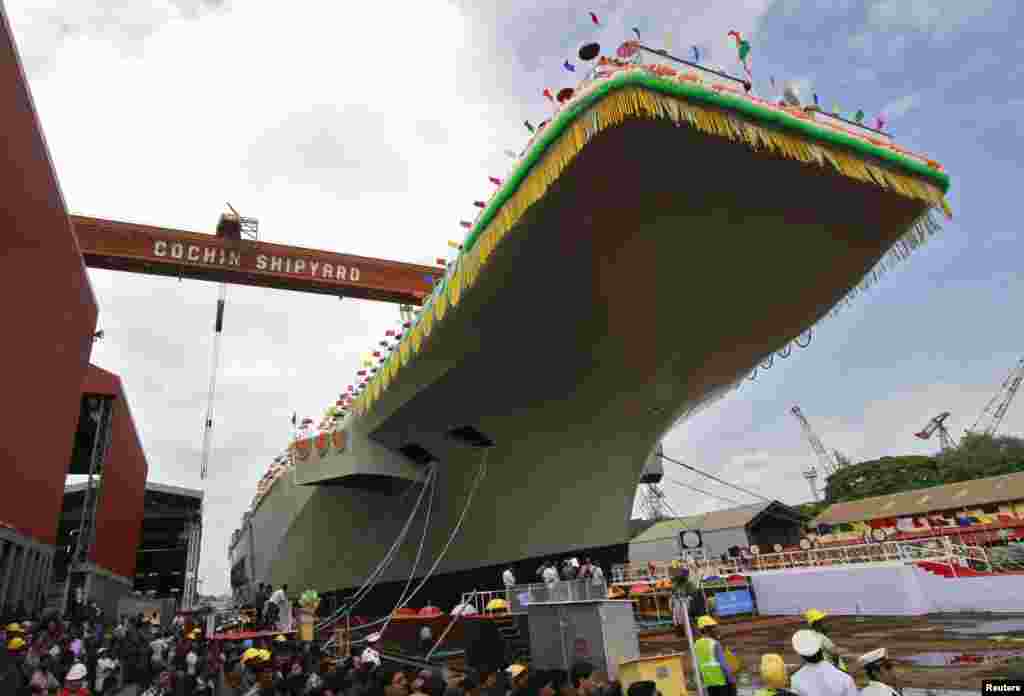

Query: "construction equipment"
<box><xmin>791</xmin><ymin>405</ymin><xmax>843</xmax><ymax>477</ymax></box>
<box><xmin>638</xmin><ymin>443</ymin><xmax>673</xmax><ymax>520</ymax></box>
<box><xmin>915</xmin><ymin>411</ymin><xmax>956</xmax><ymax>451</ymax></box>
<box><xmin>970</xmin><ymin>358</ymin><xmax>1024</xmax><ymax>437</ymax></box>
<box><xmin>802</xmin><ymin>466</ymin><xmax>820</xmax><ymax>501</ymax></box>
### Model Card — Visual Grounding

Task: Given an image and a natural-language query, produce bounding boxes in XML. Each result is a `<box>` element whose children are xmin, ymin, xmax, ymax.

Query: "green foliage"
<box><xmin>823</xmin><ymin>433</ymin><xmax>1024</xmax><ymax>503</ymax></box>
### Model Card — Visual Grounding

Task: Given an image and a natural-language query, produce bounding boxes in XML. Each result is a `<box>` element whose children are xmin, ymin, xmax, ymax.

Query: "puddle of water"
<box><xmin>903</xmin><ymin>650</ymin><xmax>1024</xmax><ymax>667</ymax></box>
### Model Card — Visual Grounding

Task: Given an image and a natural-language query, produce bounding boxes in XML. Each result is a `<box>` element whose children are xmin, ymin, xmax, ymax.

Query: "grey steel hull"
<box><xmin>231</xmin><ymin>110</ymin><xmax>942</xmax><ymax>599</ymax></box>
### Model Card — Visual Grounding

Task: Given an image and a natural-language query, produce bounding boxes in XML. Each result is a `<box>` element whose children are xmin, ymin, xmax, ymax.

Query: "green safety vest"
<box><xmin>694</xmin><ymin>637</ymin><xmax>727</xmax><ymax>687</ymax></box>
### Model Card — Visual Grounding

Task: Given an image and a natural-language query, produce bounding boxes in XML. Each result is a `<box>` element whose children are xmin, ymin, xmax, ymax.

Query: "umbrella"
<box><xmin>485</xmin><ymin>598</ymin><xmax>509</xmax><ymax>611</ymax></box>
<box><xmin>629</xmin><ymin>583</ymin><xmax>651</xmax><ymax>595</ymax></box>
<box><xmin>395</xmin><ymin>608</ymin><xmax>418</xmax><ymax>617</ymax></box>
<box><xmin>451</xmin><ymin>603</ymin><xmax>477</xmax><ymax>616</ymax></box>
<box><xmin>418</xmin><ymin>606</ymin><xmax>442</xmax><ymax>617</ymax></box>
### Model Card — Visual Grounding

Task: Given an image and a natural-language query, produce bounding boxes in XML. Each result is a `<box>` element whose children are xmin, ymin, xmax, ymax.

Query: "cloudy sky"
<box><xmin>9</xmin><ymin>0</ymin><xmax>1023</xmax><ymax>595</ymax></box>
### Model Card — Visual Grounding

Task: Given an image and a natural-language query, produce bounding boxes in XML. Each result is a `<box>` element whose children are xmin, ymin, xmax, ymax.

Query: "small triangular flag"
<box><xmin>543</xmin><ymin>88</ymin><xmax>554</xmax><ymax>102</ymax></box>
<box><xmin>589</xmin><ymin>12</ymin><xmax>600</xmax><ymax>25</ymax></box>
<box><xmin>525</xmin><ymin>120</ymin><xmax>535</xmax><ymax>132</ymax></box>
<box><xmin>854</xmin><ymin>109</ymin><xmax>864</xmax><ymax>123</ymax></box>
<box><xmin>813</xmin><ymin>93</ymin><xmax>819</xmax><ymax>106</ymax></box>
<box><xmin>460</xmin><ymin>221</ymin><xmax>472</xmax><ymax>229</ymax></box>
<box><xmin>692</xmin><ymin>46</ymin><xmax>700</xmax><ymax>63</ymax></box>
<box><xmin>563</xmin><ymin>60</ymin><xmax>575</xmax><ymax>72</ymax></box>
<box><xmin>875</xmin><ymin>116</ymin><xmax>886</xmax><ymax>130</ymax></box>
<box><xmin>473</xmin><ymin>201</ymin><xmax>486</xmax><ymax>209</ymax></box>
<box><xmin>488</xmin><ymin>176</ymin><xmax>503</xmax><ymax>185</ymax></box>
<box><xmin>633</xmin><ymin>28</ymin><xmax>641</xmax><ymax>41</ymax></box>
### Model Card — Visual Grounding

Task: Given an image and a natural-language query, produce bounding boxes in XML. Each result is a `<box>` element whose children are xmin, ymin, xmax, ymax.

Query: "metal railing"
<box><xmin>612</xmin><ymin>536</ymin><xmax>992</xmax><ymax>582</ymax></box>
<box><xmin>460</xmin><ymin>578</ymin><xmax>609</xmax><ymax>615</ymax></box>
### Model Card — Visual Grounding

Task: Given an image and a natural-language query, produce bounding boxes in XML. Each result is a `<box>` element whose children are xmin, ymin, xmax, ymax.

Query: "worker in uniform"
<box><xmin>804</xmin><ymin>609</ymin><xmax>848</xmax><ymax>672</ymax></box>
<box><xmin>361</xmin><ymin>632</ymin><xmax>382</xmax><ymax>668</ymax></box>
<box><xmin>693</xmin><ymin>616</ymin><xmax>736</xmax><ymax>696</ymax></box>
<box><xmin>859</xmin><ymin>649</ymin><xmax>902</xmax><ymax>696</ymax></box>
<box><xmin>753</xmin><ymin>654</ymin><xmax>795</xmax><ymax>696</ymax></box>
<box><xmin>790</xmin><ymin>630</ymin><xmax>857</xmax><ymax>696</ymax></box>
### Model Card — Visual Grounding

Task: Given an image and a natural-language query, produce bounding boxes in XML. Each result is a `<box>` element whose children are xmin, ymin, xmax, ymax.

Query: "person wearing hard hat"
<box><xmin>859</xmin><ymin>649</ymin><xmax>901</xmax><ymax>696</ymax></box>
<box><xmin>694</xmin><ymin>616</ymin><xmax>736</xmax><ymax>696</ymax></box>
<box><xmin>753</xmin><ymin>654</ymin><xmax>795</xmax><ymax>696</ymax></box>
<box><xmin>803</xmin><ymin>609</ymin><xmax>848</xmax><ymax>672</ymax></box>
<box><xmin>790</xmin><ymin>630</ymin><xmax>857</xmax><ymax>696</ymax></box>
<box><xmin>60</xmin><ymin>662</ymin><xmax>90</xmax><ymax>696</ymax></box>
<box><xmin>361</xmin><ymin>632</ymin><xmax>382</xmax><ymax>668</ymax></box>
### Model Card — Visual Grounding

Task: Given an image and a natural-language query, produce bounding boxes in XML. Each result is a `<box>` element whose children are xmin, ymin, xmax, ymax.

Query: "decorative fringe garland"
<box><xmin>351</xmin><ymin>84</ymin><xmax>949</xmax><ymax>418</ymax></box>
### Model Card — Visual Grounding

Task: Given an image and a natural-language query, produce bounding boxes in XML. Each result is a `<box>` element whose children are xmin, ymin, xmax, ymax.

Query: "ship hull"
<box><xmin>232</xmin><ymin>103</ymin><xmax>940</xmax><ymax>606</ymax></box>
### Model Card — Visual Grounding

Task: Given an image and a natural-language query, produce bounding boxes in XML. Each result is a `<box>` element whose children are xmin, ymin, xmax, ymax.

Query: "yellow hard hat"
<box><xmin>760</xmin><ymin>654</ymin><xmax>788</xmax><ymax>689</ymax></box>
<box><xmin>274</xmin><ymin>634</ymin><xmax>287</xmax><ymax>642</ymax></box>
<box><xmin>7</xmin><ymin>637</ymin><xmax>26</xmax><ymax>650</ymax></box>
<box><xmin>5</xmin><ymin>623</ymin><xmax>23</xmax><ymax>633</ymax></box>
<box><xmin>696</xmin><ymin>616</ymin><xmax>718</xmax><ymax>629</ymax></box>
<box><xmin>804</xmin><ymin>608</ymin><xmax>827</xmax><ymax>625</ymax></box>
<box><xmin>241</xmin><ymin>648</ymin><xmax>262</xmax><ymax>664</ymax></box>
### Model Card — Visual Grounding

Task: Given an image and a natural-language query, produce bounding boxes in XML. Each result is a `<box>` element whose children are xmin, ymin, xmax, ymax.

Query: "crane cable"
<box><xmin>324</xmin><ymin>448</ymin><xmax>490</xmax><ymax>648</ymax></box>
<box><xmin>317</xmin><ymin>465</ymin><xmax>437</xmax><ymax>631</ymax></box>
<box><xmin>661</xmin><ymin>476</ymin><xmax>744</xmax><ymax>507</ymax></box>
<box><xmin>659</xmin><ymin>452</ymin><xmax>772</xmax><ymax>503</ymax></box>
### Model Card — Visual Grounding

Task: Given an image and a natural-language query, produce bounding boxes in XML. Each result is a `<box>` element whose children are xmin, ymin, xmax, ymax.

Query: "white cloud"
<box><xmin>867</xmin><ymin>0</ymin><xmax>995</xmax><ymax>37</ymax></box>
<box><xmin>883</xmin><ymin>93</ymin><xmax>920</xmax><ymax>118</ymax></box>
<box><xmin>12</xmin><ymin>0</ymin><xmax>777</xmax><ymax>595</ymax></box>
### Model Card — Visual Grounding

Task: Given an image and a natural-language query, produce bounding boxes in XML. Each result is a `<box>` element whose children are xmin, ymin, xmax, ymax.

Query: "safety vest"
<box><xmin>817</xmin><ymin>633</ymin><xmax>848</xmax><ymax>673</ymax></box>
<box><xmin>694</xmin><ymin>637</ymin><xmax>727</xmax><ymax>687</ymax></box>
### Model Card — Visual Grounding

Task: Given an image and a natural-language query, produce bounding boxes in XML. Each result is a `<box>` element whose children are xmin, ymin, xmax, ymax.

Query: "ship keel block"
<box><xmin>266</xmin><ymin>83</ymin><xmax>945</xmax><ymax>592</ymax></box>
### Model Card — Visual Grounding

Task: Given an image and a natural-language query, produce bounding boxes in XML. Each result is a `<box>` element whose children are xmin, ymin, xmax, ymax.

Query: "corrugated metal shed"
<box><xmin>813</xmin><ymin>471</ymin><xmax>1024</xmax><ymax>526</ymax></box>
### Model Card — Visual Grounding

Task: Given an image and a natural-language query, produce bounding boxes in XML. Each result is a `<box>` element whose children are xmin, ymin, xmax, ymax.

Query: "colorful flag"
<box><xmin>489</xmin><ymin>176</ymin><xmax>503</xmax><ymax>185</ymax></box>
<box><xmin>473</xmin><ymin>201</ymin><xmax>486</xmax><ymax>208</ymax></box>
<box><xmin>448</xmin><ymin>240</ymin><xmax>463</xmax><ymax>249</ymax></box>
<box><xmin>460</xmin><ymin>221</ymin><xmax>472</xmax><ymax>229</ymax></box>
<box><xmin>385</xmin><ymin>330</ymin><xmax>395</xmax><ymax>336</ymax></box>
<box><xmin>813</xmin><ymin>93</ymin><xmax>819</xmax><ymax>106</ymax></box>
<box><xmin>692</xmin><ymin>46</ymin><xmax>700</xmax><ymax>63</ymax></box>
<box><xmin>727</xmin><ymin>31</ymin><xmax>752</xmax><ymax>77</ymax></box>
<box><xmin>875</xmin><ymin>116</ymin><xmax>886</xmax><ymax>130</ymax></box>
<box><xmin>543</xmin><ymin>88</ymin><xmax>554</xmax><ymax>102</ymax></box>
<box><xmin>854</xmin><ymin>109</ymin><xmax>865</xmax><ymax>123</ymax></box>
<box><xmin>524</xmin><ymin>120</ymin><xmax>535</xmax><ymax>133</ymax></box>
<box><xmin>589</xmin><ymin>11</ymin><xmax>600</xmax><ymax>25</ymax></box>
<box><xmin>563</xmin><ymin>60</ymin><xmax>575</xmax><ymax>72</ymax></box>
<box><xmin>633</xmin><ymin>28</ymin><xmax>641</xmax><ymax>41</ymax></box>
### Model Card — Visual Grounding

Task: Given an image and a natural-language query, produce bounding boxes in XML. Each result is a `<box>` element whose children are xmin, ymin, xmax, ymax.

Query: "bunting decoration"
<box><xmin>563</xmin><ymin>60</ymin><xmax>576</xmax><ymax>72</ymax></box>
<box><xmin>524</xmin><ymin>120</ymin><xmax>535</xmax><ymax>133</ymax></box>
<box><xmin>692</xmin><ymin>46</ymin><xmax>699</xmax><ymax>63</ymax></box>
<box><xmin>855</xmin><ymin>109</ymin><xmax>865</xmax><ymax>123</ymax></box>
<box><xmin>589</xmin><ymin>11</ymin><xmax>600</xmax><ymax>25</ymax></box>
<box><xmin>813</xmin><ymin>93</ymin><xmax>820</xmax><ymax>106</ymax></box>
<box><xmin>727</xmin><ymin>31</ymin><xmax>752</xmax><ymax>77</ymax></box>
<box><xmin>489</xmin><ymin>176</ymin><xmax>503</xmax><ymax>185</ymax></box>
<box><xmin>543</xmin><ymin>88</ymin><xmax>555</xmax><ymax>102</ymax></box>
<box><xmin>633</xmin><ymin>28</ymin><xmax>641</xmax><ymax>41</ymax></box>
<box><xmin>460</xmin><ymin>221</ymin><xmax>472</xmax><ymax>229</ymax></box>
<box><xmin>473</xmin><ymin>201</ymin><xmax>487</xmax><ymax>208</ymax></box>
<box><xmin>875</xmin><ymin>116</ymin><xmax>886</xmax><ymax>131</ymax></box>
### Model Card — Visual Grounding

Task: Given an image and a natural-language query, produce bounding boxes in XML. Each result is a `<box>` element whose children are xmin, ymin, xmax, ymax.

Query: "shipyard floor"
<box><xmin>426</xmin><ymin>614</ymin><xmax>1023</xmax><ymax>691</ymax></box>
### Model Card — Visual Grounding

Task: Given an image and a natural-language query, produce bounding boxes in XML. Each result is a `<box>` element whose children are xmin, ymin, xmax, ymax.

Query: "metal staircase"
<box><xmin>493</xmin><ymin>614</ymin><xmax>530</xmax><ymax>663</ymax></box>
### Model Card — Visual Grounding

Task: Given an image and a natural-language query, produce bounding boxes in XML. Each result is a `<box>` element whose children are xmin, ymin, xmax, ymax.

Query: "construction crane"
<box><xmin>915</xmin><ymin>411</ymin><xmax>956</xmax><ymax>451</ymax></box>
<box><xmin>802</xmin><ymin>465</ymin><xmax>821</xmax><ymax>501</ymax></box>
<box><xmin>791</xmin><ymin>405</ymin><xmax>842</xmax><ymax>477</ymax></box>
<box><xmin>970</xmin><ymin>358</ymin><xmax>1024</xmax><ymax>437</ymax></box>
<box><xmin>638</xmin><ymin>442</ymin><xmax>674</xmax><ymax>520</ymax></box>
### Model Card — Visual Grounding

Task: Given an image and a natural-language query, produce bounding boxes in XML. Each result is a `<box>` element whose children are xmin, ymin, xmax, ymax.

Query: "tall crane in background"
<box><xmin>970</xmin><ymin>358</ymin><xmax>1024</xmax><ymax>437</ymax></box>
<box><xmin>638</xmin><ymin>442</ymin><xmax>674</xmax><ymax>520</ymax></box>
<box><xmin>915</xmin><ymin>411</ymin><xmax>956</xmax><ymax>451</ymax></box>
<box><xmin>791</xmin><ymin>405</ymin><xmax>844</xmax><ymax>477</ymax></box>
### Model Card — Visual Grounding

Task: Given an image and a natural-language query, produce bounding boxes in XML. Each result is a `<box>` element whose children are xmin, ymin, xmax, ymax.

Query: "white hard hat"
<box><xmin>66</xmin><ymin>663</ymin><xmax>88</xmax><ymax>681</ymax></box>
<box><xmin>792</xmin><ymin>629</ymin><xmax>824</xmax><ymax>657</ymax></box>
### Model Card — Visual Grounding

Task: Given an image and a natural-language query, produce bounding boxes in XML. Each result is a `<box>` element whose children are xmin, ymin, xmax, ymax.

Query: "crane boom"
<box><xmin>915</xmin><ymin>411</ymin><xmax>955</xmax><ymax>451</ymax></box>
<box><xmin>971</xmin><ymin>358</ymin><xmax>1024</xmax><ymax>437</ymax></box>
<box><xmin>791</xmin><ymin>405</ymin><xmax>840</xmax><ymax>476</ymax></box>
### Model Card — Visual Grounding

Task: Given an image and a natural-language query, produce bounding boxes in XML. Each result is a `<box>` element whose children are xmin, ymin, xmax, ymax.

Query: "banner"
<box><xmin>714</xmin><ymin>590</ymin><xmax>755</xmax><ymax>617</ymax></box>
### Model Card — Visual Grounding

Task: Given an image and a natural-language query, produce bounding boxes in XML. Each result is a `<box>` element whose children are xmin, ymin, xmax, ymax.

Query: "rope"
<box><xmin>425</xmin><ymin>589</ymin><xmax>479</xmax><ymax>661</ymax></box>
<box><xmin>662</xmin><ymin>476</ymin><xmax>744</xmax><ymax>506</ymax></box>
<box><xmin>376</xmin><ymin>463</ymin><xmax>439</xmax><ymax>637</ymax></box>
<box><xmin>659</xmin><ymin>452</ymin><xmax>772</xmax><ymax>503</ymax></box>
<box><xmin>326</xmin><ymin>449</ymin><xmax>490</xmax><ymax>649</ymax></box>
<box><xmin>317</xmin><ymin>465</ymin><xmax>436</xmax><ymax>632</ymax></box>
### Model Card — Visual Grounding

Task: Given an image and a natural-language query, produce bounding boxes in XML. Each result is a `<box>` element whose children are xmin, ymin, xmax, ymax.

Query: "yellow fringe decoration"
<box><xmin>352</xmin><ymin>85</ymin><xmax>949</xmax><ymax>417</ymax></box>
